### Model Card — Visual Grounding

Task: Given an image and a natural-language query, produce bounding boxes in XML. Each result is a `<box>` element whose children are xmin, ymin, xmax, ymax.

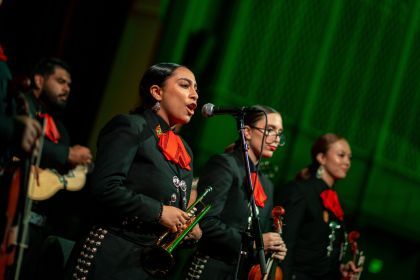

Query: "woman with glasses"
<box><xmin>185</xmin><ymin>105</ymin><xmax>287</xmax><ymax>280</ymax></box>
<box><xmin>277</xmin><ymin>133</ymin><xmax>361</xmax><ymax>280</ymax></box>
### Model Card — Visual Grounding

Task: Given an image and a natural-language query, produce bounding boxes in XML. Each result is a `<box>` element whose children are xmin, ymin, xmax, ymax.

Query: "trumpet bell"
<box><xmin>142</xmin><ymin>245</ymin><xmax>174</xmax><ymax>277</ymax></box>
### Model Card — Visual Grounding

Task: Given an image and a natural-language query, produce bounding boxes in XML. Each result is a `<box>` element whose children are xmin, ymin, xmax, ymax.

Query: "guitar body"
<box><xmin>28</xmin><ymin>165</ymin><xmax>88</xmax><ymax>200</ymax></box>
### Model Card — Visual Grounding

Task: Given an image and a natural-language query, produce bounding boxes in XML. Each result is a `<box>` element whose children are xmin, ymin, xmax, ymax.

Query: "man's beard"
<box><xmin>40</xmin><ymin>92</ymin><xmax>67</xmax><ymax>113</ymax></box>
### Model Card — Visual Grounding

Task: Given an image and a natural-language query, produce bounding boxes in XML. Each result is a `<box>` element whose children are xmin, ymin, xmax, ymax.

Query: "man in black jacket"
<box><xmin>27</xmin><ymin>58</ymin><xmax>92</xmax><ymax>170</ymax></box>
<box><xmin>18</xmin><ymin>57</ymin><xmax>92</xmax><ymax>280</ymax></box>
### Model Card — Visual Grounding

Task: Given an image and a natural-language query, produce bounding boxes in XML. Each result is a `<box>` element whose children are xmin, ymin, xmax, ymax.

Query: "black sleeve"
<box><xmin>90</xmin><ymin>114</ymin><xmax>161</xmax><ymax>222</ymax></box>
<box><xmin>39</xmin><ymin>119</ymin><xmax>70</xmax><ymax>168</ymax></box>
<box><xmin>41</xmin><ymin>140</ymin><xmax>68</xmax><ymax>166</ymax></box>
<box><xmin>278</xmin><ymin>181</ymin><xmax>306</xmax><ymax>279</ymax></box>
<box><xmin>0</xmin><ymin>116</ymin><xmax>18</xmax><ymax>148</ymax></box>
<box><xmin>0</xmin><ymin>60</ymin><xmax>12</xmax><ymax>115</ymax></box>
<box><xmin>0</xmin><ymin>61</ymin><xmax>15</xmax><ymax>148</ymax></box>
<box><xmin>198</xmin><ymin>154</ymin><xmax>244</xmax><ymax>258</ymax></box>
<box><xmin>41</xmin><ymin>141</ymin><xmax>69</xmax><ymax>167</ymax></box>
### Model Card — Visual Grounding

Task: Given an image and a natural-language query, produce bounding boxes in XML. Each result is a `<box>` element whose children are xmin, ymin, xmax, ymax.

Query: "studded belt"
<box><xmin>71</xmin><ymin>227</ymin><xmax>108</xmax><ymax>280</ymax></box>
<box><xmin>186</xmin><ymin>251</ymin><xmax>210</xmax><ymax>280</ymax></box>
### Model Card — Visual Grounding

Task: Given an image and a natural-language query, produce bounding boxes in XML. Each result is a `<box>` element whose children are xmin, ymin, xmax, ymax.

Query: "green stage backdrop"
<box><xmin>102</xmin><ymin>0</ymin><xmax>420</xmax><ymax>278</ymax></box>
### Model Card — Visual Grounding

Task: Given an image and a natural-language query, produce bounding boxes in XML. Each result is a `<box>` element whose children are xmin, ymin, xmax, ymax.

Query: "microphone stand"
<box><xmin>234</xmin><ymin>113</ymin><xmax>267</xmax><ymax>279</ymax></box>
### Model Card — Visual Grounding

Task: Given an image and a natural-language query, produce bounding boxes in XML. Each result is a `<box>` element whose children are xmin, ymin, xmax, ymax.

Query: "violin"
<box><xmin>248</xmin><ymin>206</ymin><xmax>285</xmax><ymax>280</ymax></box>
<box><xmin>0</xmin><ymin>167</ymin><xmax>23</xmax><ymax>279</ymax></box>
<box><xmin>0</xmin><ymin>78</ymin><xmax>44</xmax><ymax>279</ymax></box>
<box><xmin>347</xmin><ymin>231</ymin><xmax>365</xmax><ymax>280</ymax></box>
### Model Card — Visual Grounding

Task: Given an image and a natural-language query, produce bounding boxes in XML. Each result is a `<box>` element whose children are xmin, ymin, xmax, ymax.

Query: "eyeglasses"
<box><xmin>250</xmin><ymin>126</ymin><xmax>286</xmax><ymax>146</ymax></box>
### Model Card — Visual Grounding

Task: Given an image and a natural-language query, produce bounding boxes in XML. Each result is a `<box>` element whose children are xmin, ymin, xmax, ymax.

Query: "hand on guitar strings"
<box><xmin>16</xmin><ymin>115</ymin><xmax>42</xmax><ymax>154</ymax></box>
<box><xmin>68</xmin><ymin>144</ymin><xmax>92</xmax><ymax>166</ymax></box>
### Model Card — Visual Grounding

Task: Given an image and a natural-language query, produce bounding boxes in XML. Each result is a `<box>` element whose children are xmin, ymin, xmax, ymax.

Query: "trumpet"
<box><xmin>142</xmin><ymin>186</ymin><xmax>213</xmax><ymax>277</ymax></box>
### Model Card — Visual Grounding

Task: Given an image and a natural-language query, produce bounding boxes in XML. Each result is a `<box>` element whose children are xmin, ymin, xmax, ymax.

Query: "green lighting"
<box><xmin>368</xmin><ymin>258</ymin><xmax>383</xmax><ymax>274</ymax></box>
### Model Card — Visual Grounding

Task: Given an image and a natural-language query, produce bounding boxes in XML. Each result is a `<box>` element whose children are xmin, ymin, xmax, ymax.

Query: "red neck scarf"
<box><xmin>251</xmin><ymin>172</ymin><xmax>267</xmax><ymax>208</ymax></box>
<box><xmin>156</xmin><ymin>126</ymin><xmax>191</xmax><ymax>170</ymax></box>
<box><xmin>0</xmin><ymin>45</ymin><xmax>8</xmax><ymax>62</ymax></box>
<box><xmin>39</xmin><ymin>113</ymin><xmax>61</xmax><ymax>144</ymax></box>
<box><xmin>320</xmin><ymin>189</ymin><xmax>344</xmax><ymax>221</ymax></box>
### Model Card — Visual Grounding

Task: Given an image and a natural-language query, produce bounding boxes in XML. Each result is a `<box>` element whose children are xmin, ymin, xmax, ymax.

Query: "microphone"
<box><xmin>201</xmin><ymin>103</ymin><xmax>262</xmax><ymax>118</ymax></box>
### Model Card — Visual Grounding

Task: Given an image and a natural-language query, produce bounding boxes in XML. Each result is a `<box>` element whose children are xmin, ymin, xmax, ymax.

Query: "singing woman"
<box><xmin>65</xmin><ymin>63</ymin><xmax>201</xmax><ymax>279</ymax></box>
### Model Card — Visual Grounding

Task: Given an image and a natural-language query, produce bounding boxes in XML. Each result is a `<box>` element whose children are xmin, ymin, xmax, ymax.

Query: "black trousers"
<box><xmin>65</xmin><ymin>227</ymin><xmax>159</xmax><ymax>280</ymax></box>
<box><xmin>291</xmin><ymin>270</ymin><xmax>341</xmax><ymax>280</ymax></box>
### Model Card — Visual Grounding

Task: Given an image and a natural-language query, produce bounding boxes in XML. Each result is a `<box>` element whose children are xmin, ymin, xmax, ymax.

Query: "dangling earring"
<box><xmin>152</xmin><ymin>101</ymin><xmax>161</xmax><ymax>112</ymax></box>
<box><xmin>316</xmin><ymin>165</ymin><xmax>324</xmax><ymax>179</ymax></box>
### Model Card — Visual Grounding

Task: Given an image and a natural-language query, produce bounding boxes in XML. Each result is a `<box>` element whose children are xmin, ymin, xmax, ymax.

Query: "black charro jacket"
<box><xmin>277</xmin><ymin>177</ymin><xmax>345</xmax><ymax>280</ymax></box>
<box><xmin>197</xmin><ymin>147</ymin><xmax>274</xmax><ymax>264</ymax></box>
<box><xmin>89</xmin><ymin>109</ymin><xmax>194</xmax><ymax>245</ymax></box>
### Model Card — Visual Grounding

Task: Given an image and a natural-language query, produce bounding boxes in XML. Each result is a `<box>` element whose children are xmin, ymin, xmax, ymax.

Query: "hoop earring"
<box><xmin>151</xmin><ymin>101</ymin><xmax>161</xmax><ymax>112</ymax></box>
<box><xmin>316</xmin><ymin>165</ymin><xmax>324</xmax><ymax>179</ymax></box>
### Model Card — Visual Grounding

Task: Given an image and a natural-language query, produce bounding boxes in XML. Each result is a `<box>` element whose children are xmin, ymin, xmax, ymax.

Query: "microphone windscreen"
<box><xmin>201</xmin><ymin>103</ymin><xmax>215</xmax><ymax>118</ymax></box>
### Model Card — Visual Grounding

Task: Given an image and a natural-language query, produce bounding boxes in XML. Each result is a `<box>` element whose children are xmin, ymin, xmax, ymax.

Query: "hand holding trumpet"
<box><xmin>159</xmin><ymin>205</ymin><xmax>203</xmax><ymax>241</ymax></box>
<box><xmin>142</xmin><ymin>187</ymin><xmax>212</xmax><ymax>277</ymax></box>
<box><xmin>159</xmin><ymin>205</ymin><xmax>190</xmax><ymax>233</ymax></box>
<box><xmin>185</xmin><ymin>224</ymin><xmax>202</xmax><ymax>241</ymax></box>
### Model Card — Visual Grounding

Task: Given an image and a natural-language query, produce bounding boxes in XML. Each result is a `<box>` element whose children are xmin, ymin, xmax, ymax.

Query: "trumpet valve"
<box><xmin>188</xmin><ymin>207</ymin><xmax>197</xmax><ymax>217</ymax></box>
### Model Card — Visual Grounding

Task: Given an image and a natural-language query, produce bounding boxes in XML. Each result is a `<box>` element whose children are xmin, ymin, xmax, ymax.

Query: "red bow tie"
<box><xmin>0</xmin><ymin>45</ymin><xmax>8</xmax><ymax>62</ymax></box>
<box><xmin>39</xmin><ymin>113</ymin><xmax>61</xmax><ymax>144</ymax></box>
<box><xmin>320</xmin><ymin>189</ymin><xmax>344</xmax><ymax>221</ymax></box>
<box><xmin>251</xmin><ymin>172</ymin><xmax>267</xmax><ymax>208</ymax></box>
<box><xmin>157</xmin><ymin>129</ymin><xmax>191</xmax><ymax>170</ymax></box>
